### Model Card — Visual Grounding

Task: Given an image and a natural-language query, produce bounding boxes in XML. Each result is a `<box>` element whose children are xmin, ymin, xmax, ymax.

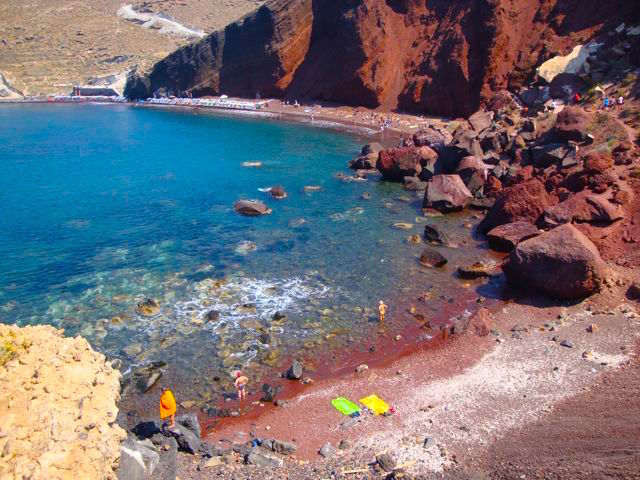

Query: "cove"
<box><xmin>0</xmin><ymin>103</ymin><xmax>494</xmax><ymax>406</ymax></box>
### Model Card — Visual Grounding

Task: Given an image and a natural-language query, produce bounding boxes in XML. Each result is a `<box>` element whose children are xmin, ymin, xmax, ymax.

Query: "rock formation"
<box><xmin>125</xmin><ymin>0</ymin><xmax>639</xmax><ymax>117</ymax></box>
<box><xmin>0</xmin><ymin>324</ymin><xmax>126</xmax><ymax>480</ymax></box>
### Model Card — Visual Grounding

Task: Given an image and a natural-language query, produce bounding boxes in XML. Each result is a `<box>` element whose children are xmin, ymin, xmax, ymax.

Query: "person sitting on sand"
<box><xmin>235</xmin><ymin>371</ymin><xmax>249</xmax><ymax>400</ymax></box>
<box><xmin>160</xmin><ymin>387</ymin><xmax>177</xmax><ymax>427</ymax></box>
<box><xmin>378</xmin><ymin>300</ymin><xmax>387</xmax><ymax>324</ymax></box>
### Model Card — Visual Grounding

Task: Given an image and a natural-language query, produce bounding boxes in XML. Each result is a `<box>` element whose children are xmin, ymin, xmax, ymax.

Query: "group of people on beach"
<box><xmin>157</xmin><ymin>301</ymin><xmax>390</xmax><ymax>427</ymax></box>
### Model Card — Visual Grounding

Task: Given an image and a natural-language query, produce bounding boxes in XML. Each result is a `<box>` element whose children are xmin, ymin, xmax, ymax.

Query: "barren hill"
<box><xmin>0</xmin><ymin>0</ymin><xmax>263</xmax><ymax>96</ymax></box>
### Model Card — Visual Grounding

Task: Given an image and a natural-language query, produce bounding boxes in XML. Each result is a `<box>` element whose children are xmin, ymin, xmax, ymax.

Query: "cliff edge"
<box><xmin>0</xmin><ymin>324</ymin><xmax>126</xmax><ymax>480</ymax></box>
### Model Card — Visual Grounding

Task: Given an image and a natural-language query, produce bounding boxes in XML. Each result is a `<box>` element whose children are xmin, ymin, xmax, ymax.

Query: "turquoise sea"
<box><xmin>0</xmin><ymin>104</ymin><xmax>487</xmax><ymax>403</ymax></box>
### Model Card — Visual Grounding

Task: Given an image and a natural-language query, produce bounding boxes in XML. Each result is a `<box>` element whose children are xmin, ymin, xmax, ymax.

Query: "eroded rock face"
<box><xmin>0</xmin><ymin>324</ymin><xmax>126</xmax><ymax>480</ymax></box>
<box><xmin>503</xmin><ymin>224</ymin><xmax>606</xmax><ymax>299</ymax></box>
<box><xmin>125</xmin><ymin>0</ymin><xmax>638</xmax><ymax>117</ymax></box>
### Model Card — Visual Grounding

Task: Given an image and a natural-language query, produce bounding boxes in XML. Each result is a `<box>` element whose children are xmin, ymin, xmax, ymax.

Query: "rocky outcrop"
<box><xmin>0</xmin><ymin>324</ymin><xmax>126</xmax><ymax>480</ymax></box>
<box><xmin>125</xmin><ymin>0</ymin><xmax>639</xmax><ymax>117</ymax></box>
<box><xmin>503</xmin><ymin>224</ymin><xmax>606</xmax><ymax>299</ymax></box>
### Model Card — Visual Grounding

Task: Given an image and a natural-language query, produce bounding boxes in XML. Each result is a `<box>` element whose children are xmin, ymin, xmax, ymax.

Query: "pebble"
<box><xmin>560</xmin><ymin>340</ymin><xmax>574</xmax><ymax>348</ymax></box>
<box><xmin>423</xmin><ymin>437</ymin><xmax>436</xmax><ymax>450</ymax></box>
<box><xmin>318</xmin><ymin>442</ymin><xmax>336</xmax><ymax>458</ymax></box>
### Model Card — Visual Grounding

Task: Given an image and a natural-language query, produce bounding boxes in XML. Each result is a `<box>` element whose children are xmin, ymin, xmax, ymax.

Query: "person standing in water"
<box><xmin>159</xmin><ymin>387</ymin><xmax>176</xmax><ymax>428</ymax></box>
<box><xmin>235</xmin><ymin>371</ymin><xmax>249</xmax><ymax>401</ymax></box>
<box><xmin>378</xmin><ymin>300</ymin><xmax>387</xmax><ymax>325</ymax></box>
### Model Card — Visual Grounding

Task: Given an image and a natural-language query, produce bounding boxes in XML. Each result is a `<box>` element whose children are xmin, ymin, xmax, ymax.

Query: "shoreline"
<box><xmin>0</xmin><ymin>96</ymin><xmax>445</xmax><ymax>146</ymax></box>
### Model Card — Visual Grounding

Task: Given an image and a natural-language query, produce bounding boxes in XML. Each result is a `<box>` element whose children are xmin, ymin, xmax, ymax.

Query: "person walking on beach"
<box><xmin>160</xmin><ymin>387</ymin><xmax>177</xmax><ymax>428</ymax></box>
<box><xmin>235</xmin><ymin>371</ymin><xmax>249</xmax><ymax>401</ymax></box>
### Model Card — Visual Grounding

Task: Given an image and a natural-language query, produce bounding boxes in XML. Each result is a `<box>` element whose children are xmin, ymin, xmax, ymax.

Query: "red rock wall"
<box><xmin>125</xmin><ymin>0</ymin><xmax>639</xmax><ymax>117</ymax></box>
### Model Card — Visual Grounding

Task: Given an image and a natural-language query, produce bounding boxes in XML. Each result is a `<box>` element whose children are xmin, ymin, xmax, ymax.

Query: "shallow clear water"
<box><xmin>0</xmin><ymin>104</ymin><xmax>489</xmax><ymax>399</ymax></box>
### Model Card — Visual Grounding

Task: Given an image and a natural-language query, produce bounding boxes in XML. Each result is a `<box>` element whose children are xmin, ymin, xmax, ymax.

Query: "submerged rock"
<box><xmin>136</xmin><ymin>298</ymin><xmax>160</xmax><ymax>316</ymax></box>
<box><xmin>424</xmin><ymin>224</ymin><xmax>453</xmax><ymax>247</ymax></box>
<box><xmin>267</xmin><ymin>186</ymin><xmax>287</xmax><ymax>199</ymax></box>
<box><xmin>233</xmin><ymin>200</ymin><xmax>272</xmax><ymax>216</ymax></box>
<box><xmin>503</xmin><ymin>224</ymin><xmax>606</xmax><ymax>299</ymax></box>
<box><xmin>457</xmin><ymin>261</ymin><xmax>498</xmax><ymax>279</ymax></box>
<box><xmin>419</xmin><ymin>248</ymin><xmax>447</xmax><ymax>268</ymax></box>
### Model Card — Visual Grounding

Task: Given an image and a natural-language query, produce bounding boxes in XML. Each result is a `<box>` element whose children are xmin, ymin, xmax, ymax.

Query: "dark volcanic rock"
<box><xmin>165</xmin><ymin>423</ymin><xmax>201</xmax><ymax>454</ymax></box>
<box><xmin>268</xmin><ymin>185</ymin><xmax>287</xmax><ymax>199</ymax></box>
<box><xmin>234</xmin><ymin>200</ymin><xmax>272</xmax><ymax>216</ymax></box>
<box><xmin>479</xmin><ymin>178</ymin><xmax>555</xmax><ymax>232</ymax></box>
<box><xmin>419</xmin><ymin>247</ymin><xmax>447</xmax><ymax>268</ymax></box>
<box><xmin>503</xmin><ymin>224</ymin><xmax>606</xmax><ymax>299</ymax></box>
<box><xmin>424</xmin><ymin>224</ymin><xmax>453</xmax><ymax>246</ymax></box>
<box><xmin>286</xmin><ymin>360</ymin><xmax>303</xmax><ymax>380</ymax></box>
<box><xmin>555</xmin><ymin>107</ymin><xmax>593</xmax><ymax>143</ymax></box>
<box><xmin>530</xmin><ymin>143</ymin><xmax>570</xmax><ymax>168</ymax></box>
<box><xmin>118</xmin><ymin>436</ymin><xmax>160</xmax><ymax>480</ymax></box>
<box><xmin>486</xmin><ymin>221</ymin><xmax>540</xmax><ymax>251</ymax></box>
<box><xmin>377</xmin><ymin>147</ymin><xmax>422</xmax><ymax>181</ymax></box>
<box><xmin>423</xmin><ymin>174</ymin><xmax>473</xmax><ymax>212</ymax></box>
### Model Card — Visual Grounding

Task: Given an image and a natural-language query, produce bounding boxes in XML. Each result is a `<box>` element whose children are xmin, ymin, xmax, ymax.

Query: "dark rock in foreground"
<box><xmin>503</xmin><ymin>224</ymin><xmax>606</xmax><ymax>299</ymax></box>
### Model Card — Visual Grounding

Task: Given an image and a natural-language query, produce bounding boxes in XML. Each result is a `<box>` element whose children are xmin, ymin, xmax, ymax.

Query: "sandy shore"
<box><xmin>174</xmin><ymin>275</ymin><xmax>640</xmax><ymax>478</ymax></box>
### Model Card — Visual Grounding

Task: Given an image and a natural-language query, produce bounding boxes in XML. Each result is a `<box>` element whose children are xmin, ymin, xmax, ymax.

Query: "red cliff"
<box><xmin>125</xmin><ymin>0</ymin><xmax>638</xmax><ymax>117</ymax></box>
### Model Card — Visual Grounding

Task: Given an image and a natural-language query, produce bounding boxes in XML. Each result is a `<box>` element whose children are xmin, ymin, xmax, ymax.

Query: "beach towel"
<box><xmin>359</xmin><ymin>394</ymin><xmax>390</xmax><ymax>415</ymax></box>
<box><xmin>331</xmin><ymin>397</ymin><xmax>361</xmax><ymax>416</ymax></box>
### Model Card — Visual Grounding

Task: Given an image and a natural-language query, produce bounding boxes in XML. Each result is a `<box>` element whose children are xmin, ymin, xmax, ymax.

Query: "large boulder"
<box><xmin>503</xmin><ymin>224</ymin><xmax>606</xmax><ymax>299</ymax></box>
<box><xmin>422</xmin><ymin>175</ymin><xmax>473</xmax><ymax>212</ymax></box>
<box><xmin>555</xmin><ymin>107</ymin><xmax>593</xmax><ymax>143</ymax></box>
<box><xmin>118</xmin><ymin>437</ymin><xmax>160</xmax><ymax>480</ymax></box>
<box><xmin>549</xmin><ymin>73</ymin><xmax>585</xmax><ymax>99</ymax></box>
<box><xmin>542</xmin><ymin>192</ymin><xmax>625</xmax><ymax>227</ymax></box>
<box><xmin>479</xmin><ymin>178</ymin><xmax>555</xmax><ymax>232</ymax></box>
<box><xmin>448</xmin><ymin>128</ymin><xmax>484</xmax><ymax>159</ymax></box>
<box><xmin>164</xmin><ymin>423</ymin><xmax>201</xmax><ymax>454</ymax></box>
<box><xmin>486</xmin><ymin>221</ymin><xmax>541</xmax><ymax>252</ymax></box>
<box><xmin>234</xmin><ymin>200</ymin><xmax>272</xmax><ymax>216</ymax></box>
<box><xmin>377</xmin><ymin>147</ymin><xmax>422</xmax><ymax>181</ymax></box>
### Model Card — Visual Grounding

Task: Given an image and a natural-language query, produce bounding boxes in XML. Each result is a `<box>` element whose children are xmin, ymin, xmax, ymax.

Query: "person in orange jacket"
<box><xmin>160</xmin><ymin>387</ymin><xmax>177</xmax><ymax>427</ymax></box>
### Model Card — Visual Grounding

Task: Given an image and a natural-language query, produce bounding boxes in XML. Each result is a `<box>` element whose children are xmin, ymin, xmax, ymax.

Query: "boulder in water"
<box><xmin>419</xmin><ymin>248</ymin><xmax>447</xmax><ymax>268</ymax></box>
<box><xmin>233</xmin><ymin>200</ymin><xmax>272</xmax><ymax>216</ymax></box>
<box><xmin>268</xmin><ymin>186</ymin><xmax>287</xmax><ymax>199</ymax></box>
<box><xmin>136</xmin><ymin>298</ymin><xmax>160</xmax><ymax>316</ymax></box>
<box><xmin>376</xmin><ymin>147</ymin><xmax>422</xmax><ymax>181</ymax></box>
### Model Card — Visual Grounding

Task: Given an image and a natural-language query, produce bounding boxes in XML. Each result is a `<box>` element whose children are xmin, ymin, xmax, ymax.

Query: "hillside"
<box><xmin>0</xmin><ymin>0</ymin><xmax>263</xmax><ymax>96</ymax></box>
<box><xmin>125</xmin><ymin>0</ymin><xmax>640</xmax><ymax>117</ymax></box>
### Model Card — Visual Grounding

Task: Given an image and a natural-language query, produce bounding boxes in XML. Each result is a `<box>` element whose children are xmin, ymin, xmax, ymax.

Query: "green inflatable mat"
<box><xmin>331</xmin><ymin>397</ymin><xmax>361</xmax><ymax>416</ymax></box>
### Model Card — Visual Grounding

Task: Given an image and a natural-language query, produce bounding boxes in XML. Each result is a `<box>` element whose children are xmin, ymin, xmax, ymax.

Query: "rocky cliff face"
<box><xmin>0</xmin><ymin>324</ymin><xmax>126</xmax><ymax>480</ymax></box>
<box><xmin>125</xmin><ymin>0</ymin><xmax>638</xmax><ymax>117</ymax></box>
